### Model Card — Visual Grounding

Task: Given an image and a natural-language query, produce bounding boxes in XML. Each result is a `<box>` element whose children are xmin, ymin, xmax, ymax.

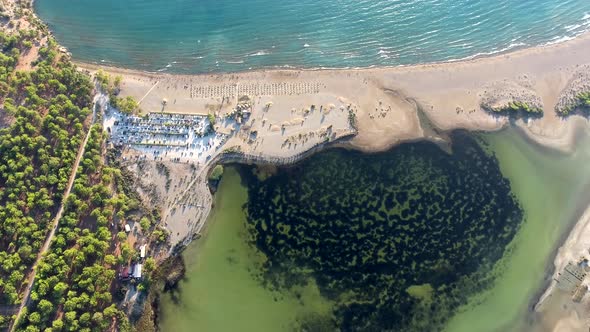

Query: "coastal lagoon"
<box><xmin>35</xmin><ymin>0</ymin><xmax>590</xmax><ymax>73</ymax></box>
<box><xmin>158</xmin><ymin>167</ymin><xmax>334</xmax><ymax>331</ymax></box>
<box><xmin>160</xmin><ymin>128</ymin><xmax>590</xmax><ymax>331</ymax></box>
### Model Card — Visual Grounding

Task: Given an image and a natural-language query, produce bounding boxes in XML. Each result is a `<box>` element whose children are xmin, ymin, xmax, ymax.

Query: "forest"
<box><xmin>0</xmin><ymin>28</ymin><xmax>92</xmax><ymax>314</ymax></box>
<box><xmin>0</xmin><ymin>24</ymin><xmax>159</xmax><ymax>331</ymax></box>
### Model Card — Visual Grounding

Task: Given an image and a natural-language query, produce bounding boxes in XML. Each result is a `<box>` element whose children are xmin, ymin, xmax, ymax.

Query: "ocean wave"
<box><xmin>377</xmin><ymin>48</ymin><xmax>398</xmax><ymax>59</ymax></box>
<box><xmin>446</xmin><ymin>42</ymin><xmax>528</xmax><ymax>62</ymax></box>
<box><xmin>546</xmin><ymin>35</ymin><xmax>577</xmax><ymax>45</ymax></box>
<box><xmin>247</xmin><ymin>50</ymin><xmax>270</xmax><ymax>57</ymax></box>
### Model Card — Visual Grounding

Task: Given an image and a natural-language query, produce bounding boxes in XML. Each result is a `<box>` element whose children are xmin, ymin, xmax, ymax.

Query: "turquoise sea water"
<box><xmin>35</xmin><ymin>0</ymin><xmax>590</xmax><ymax>73</ymax></box>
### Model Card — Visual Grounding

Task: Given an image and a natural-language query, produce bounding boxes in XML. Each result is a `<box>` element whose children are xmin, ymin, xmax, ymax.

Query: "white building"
<box><xmin>133</xmin><ymin>264</ymin><xmax>143</xmax><ymax>279</ymax></box>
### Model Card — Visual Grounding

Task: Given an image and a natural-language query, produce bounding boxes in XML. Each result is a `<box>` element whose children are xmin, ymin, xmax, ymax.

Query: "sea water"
<box><xmin>35</xmin><ymin>0</ymin><xmax>590</xmax><ymax>73</ymax></box>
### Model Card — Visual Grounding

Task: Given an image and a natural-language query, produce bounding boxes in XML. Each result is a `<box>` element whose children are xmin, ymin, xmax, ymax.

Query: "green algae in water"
<box><xmin>158</xmin><ymin>168</ymin><xmax>333</xmax><ymax>332</ymax></box>
<box><xmin>242</xmin><ymin>131</ymin><xmax>524</xmax><ymax>331</ymax></box>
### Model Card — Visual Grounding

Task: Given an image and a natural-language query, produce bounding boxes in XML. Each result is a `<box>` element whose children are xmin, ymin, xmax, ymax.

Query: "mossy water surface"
<box><xmin>242</xmin><ymin>131</ymin><xmax>523</xmax><ymax>331</ymax></box>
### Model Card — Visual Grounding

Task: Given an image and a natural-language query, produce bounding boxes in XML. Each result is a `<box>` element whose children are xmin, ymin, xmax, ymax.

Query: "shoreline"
<box><xmin>70</xmin><ymin>26</ymin><xmax>590</xmax><ymax>78</ymax></box>
<box><xmin>80</xmin><ymin>27</ymin><xmax>590</xmax><ymax>156</ymax></box>
<box><xmin>533</xmin><ymin>181</ymin><xmax>590</xmax><ymax>328</ymax></box>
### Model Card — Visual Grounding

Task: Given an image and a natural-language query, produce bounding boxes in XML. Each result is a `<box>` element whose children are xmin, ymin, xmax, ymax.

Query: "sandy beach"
<box><xmin>82</xmin><ymin>31</ymin><xmax>590</xmax><ymax>154</ymax></box>
<box><xmin>82</xmin><ymin>31</ymin><xmax>590</xmax><ymax>332</ymax></box>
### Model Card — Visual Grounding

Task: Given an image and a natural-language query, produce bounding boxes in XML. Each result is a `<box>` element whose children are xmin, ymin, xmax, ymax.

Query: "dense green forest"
<box><xmin>0</xmin><ymin>25</ymin><xmax>156</xmax><ymax>331</ymax></box>
<box><xmin>14</xmin><ymin>125</ymin><xmax>135</xmax><ymax>331</ymax></box>
<box><xmin>0</xmin><ymin>29</ymin><xmax>92</xmax><ymax>312</ymax></box>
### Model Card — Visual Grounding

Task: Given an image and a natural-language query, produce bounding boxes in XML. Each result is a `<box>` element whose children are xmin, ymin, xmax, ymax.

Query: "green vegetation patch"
<box><xmin>208</xmin><ymin>165</ymin><xmax>224</xmax><ymax>182</ymax></box>
<box><xmin>241</xmin><ymin>131</ymin><xmax>523</xmax><ymax>331</ymax></box>
<box><xmin>95</xmin><ymin>69</ymin><xmax>139</xmax><ymax>114</ymax></box>
<box><xmin>557</xmin><ymin>91</ymin><xmax>590</xmax><ymax>116</ymax></box>
<box><xmin>483</xmin><ymin>101</ymin><xmax>543</xmax><ymax>116</ymax></box>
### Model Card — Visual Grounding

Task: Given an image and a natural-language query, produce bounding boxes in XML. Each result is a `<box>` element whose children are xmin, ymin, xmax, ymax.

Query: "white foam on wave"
<box><xmin>303</xmin><ymin>43</ymin><xmax>310</xmax><ymax>48</ymax></box>
<box><xmin>564</xmin><ymin>13</ymin><xmax>590</xmax><ymax>33</ymax></box>
<box><xmin>377</xmin><ymin>48</ymin><xmax>397</xmax><ymax>59</ymax></box>
<box><xmin>546</xmin><ymin>35</ymin><xmax>576</xmax><ymax>45</ymax></box>
<box><xmin>248</xmin><ymin>50</ymin><xmax>270</xmax><ymax>57</ymax></box>
<box><xmin>446</xmin><ymin>41</ymin><xmax>527</xmax><ymax>62</ymax></box>
<box><xmin>342</xmin><ymin>52</ymin><xmax>361</xmax><ymax>59</ymax></box>
<box><xmin>565</xmin><ymin>23</ymin><xmax>583</xmax><ymax>33</ymax></box>
<box><xmin>156</xmin><ymin>62</ymin><xmax>173</xmax><ymax>72</ymax></box>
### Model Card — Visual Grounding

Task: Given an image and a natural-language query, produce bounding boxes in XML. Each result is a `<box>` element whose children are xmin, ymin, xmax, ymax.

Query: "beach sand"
<box><xmin>81</xmin><ymin>32</ymin><xmax>590</xmax><ymax>154</ymax></box>
<box><xmin>81</xmin><ymin>32</ymin><xmax>590</xmax><ymax>332</ymax></box>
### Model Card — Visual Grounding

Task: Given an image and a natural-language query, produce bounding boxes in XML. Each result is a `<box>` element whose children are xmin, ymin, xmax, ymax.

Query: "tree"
<box><xmin>92</xmin><ymin>312</ymin><xmax>105</xmax><ymax>328</ymax></box>
<box><xmin>37</xmin><ymin>299</ymin><xmax>53</xmax><ymax>316</ymax></box>
<box><xmin>52</xmin><ymin>319</ymin><xmax>64</xmax><ymax>331</ymax></box>
<box><xmin>139</xmin><ymin>217</ymin><xmax>150</xmax><ymax>232</ymax></box>
<box><xmin>209</xmin><ymin>165</ymin><xmax>224</xmax><ymax>181</ymax></box>
<box><xmin>144</xmin><ymin>257</ymin><xmax>156</xmax><ymax>273</ymax></box>
<box><xmin>24</xmin><ymin>326</ymin><xmax>39</xmax><ymax>332</ymax></box>
<box><xmin>207</xmin><ymin>113</ymin><xmax>216</xmax><ymax>126</ymax></box>
<box><xmin>79</xmin><ymin>312</ymin><xmax>90</xmax><ymax>326</ymax></box>
<box><xmin>64</xmin><ymin>311</ymin><xmax>76</xmax><ymax>323</ymax></box>
<box><xmin>112</xmin><ymin>96</ymin><xmax>138</xmax><ymax>114</ymax></box>
<box><xmin>104</xmin><ymin>254</ymin><xmax>116</xmax><ymax>266</ymax></box>
<box><xmin>152</xmin><ymin>228</ymin><xmax>169</xmax><ymax>244</ymax></box>
<box><xmin>53</xmin><ymin>282</ymin><xmax>67</xmax><ymax>299</ymax></box>
<box><xmin>0</xmin><ymin>25</ymin><xmax>132</xmax><ymax>331</ymax></box>
<box><xmin>28</xmin><ymin>311</ymin><xmax>40</xmax><ymax>325</ymax></box>
<box><xmin>113</xmin><ymin>75</ymin><xmax>122</xmax><ymax>89</ymax></box>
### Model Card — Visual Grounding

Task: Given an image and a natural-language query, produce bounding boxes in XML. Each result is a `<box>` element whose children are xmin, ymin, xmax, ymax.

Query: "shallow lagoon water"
<box><xmin>158</xmin><ymin>168</ymin><xmax>333</xmax><ymax>332</ymax></box>
<box><xmin>445</xmin><ymin>128</ymin><xmax>590</xmax><ymax>332</ymax></box>
<box><xmin>160</xmin><ymin>128</ymin><xmax>590</xmax><ymax>331</ymax></box>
